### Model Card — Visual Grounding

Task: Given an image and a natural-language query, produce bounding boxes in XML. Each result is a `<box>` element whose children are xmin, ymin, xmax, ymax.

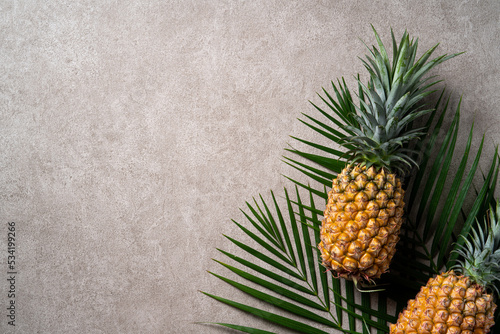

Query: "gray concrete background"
<box><xmin>1</xmin><ymin>1</ymin><xmax>499</xmax><ymax>333</ymax></box>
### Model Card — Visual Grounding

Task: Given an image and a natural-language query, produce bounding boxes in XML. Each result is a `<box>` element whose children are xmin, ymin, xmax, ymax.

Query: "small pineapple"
<box><xmin>318</xmin><ymin>28</ymin><xmax>459</xmax><ymax>282</ymax></box>
<box><xmin>390</xmin><ymin>202</ymin><xmax>500</xmax><ymax>333</ymax></box>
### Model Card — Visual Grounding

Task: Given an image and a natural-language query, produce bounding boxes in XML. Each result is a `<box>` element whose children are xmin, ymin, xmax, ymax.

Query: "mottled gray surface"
<box><xmin>1</xmin><ymin>1</ymin><xmax>499</xmax><ymax>333</ymax></box>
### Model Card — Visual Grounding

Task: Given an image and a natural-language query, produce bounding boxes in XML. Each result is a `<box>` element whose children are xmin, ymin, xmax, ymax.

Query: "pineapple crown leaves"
<box><xmin>340</xmin><ymin>26</ymin><xmax>462</xmax><ymax>174</ymax></box>
<box><xmin>451</xmin><ymin>201</ymin><xmax>500</xmax><ymax>295</ymax></box>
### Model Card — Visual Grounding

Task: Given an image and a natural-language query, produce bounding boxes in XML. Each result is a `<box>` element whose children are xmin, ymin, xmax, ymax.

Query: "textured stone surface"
<box><xmin>1</xmin><ymin>1</ymin><xmax>499</xmax><ymax>333</ymax></box>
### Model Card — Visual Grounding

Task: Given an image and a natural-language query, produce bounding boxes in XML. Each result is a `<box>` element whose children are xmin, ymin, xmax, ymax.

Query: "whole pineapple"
<box><xmin>318</xmin><ymin>28</ymin><xmax>459</xmax><ymax>282</ymax></box>
<box><xmin>390</xmin><ymin>202</ymin><xmax>500</xmax><ymax>333</ymax></box>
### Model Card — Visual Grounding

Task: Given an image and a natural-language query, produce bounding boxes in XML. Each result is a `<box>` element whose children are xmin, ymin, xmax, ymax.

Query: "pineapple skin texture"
<box><xmin>318</xmin><ymin>165</ymin><xmax>404</xmax><ymax>281</ymax></box>
<box><xmin>390</xmin><ymin>271</ymin><xmax>497</xmax><ymax>334</ymax></box>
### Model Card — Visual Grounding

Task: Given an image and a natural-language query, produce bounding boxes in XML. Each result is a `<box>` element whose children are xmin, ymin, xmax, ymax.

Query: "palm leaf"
<box><xmin>205</xmin><ymin>323</ymin><xmax>276</xmax><ymax>334</ymax></box>
<box><xmin>201</xmin><ymin>291</ymin><xmax>332</xmax><ymax>334</ymax></box>
<box><xmin>203</xmin><ymin>95</ymin><xmax>498</xmax><ymax>334</ymax></box>
<box><xmin>203</xmin><ymin>187</ymin><xmax>384</xmax><ymax>333</ymax></box>
<box><xmin>202</xmin><ymin>28</ymin><xmax>498</xmax><ymax>333</ymax></box>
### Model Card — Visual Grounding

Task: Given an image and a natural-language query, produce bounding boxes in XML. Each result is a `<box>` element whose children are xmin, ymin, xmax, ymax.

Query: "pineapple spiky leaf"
<box><xmin>338</xmin><ymin>27</ymin><xmax>462</xmax><ymax>174</ymax></box>
<box><xmin>451</xmin><ymin>202</ymin><xmax>500</xmax><ymax>296</ymax></box>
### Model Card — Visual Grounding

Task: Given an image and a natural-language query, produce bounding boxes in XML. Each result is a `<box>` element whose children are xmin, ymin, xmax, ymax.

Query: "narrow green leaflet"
<box><xmin>212</xmin><ymin>261</ymin><xmax>325</xmax><ymax>310</ymax></box>
<box><xmin>207</xmin><ymin>323</ymin><xmax>276</xmax><ymax>334</ymax></box>
<box><xmin>208</xmin><ymin>272</ymin><xmax>337</xmax><ymax>327</ymax></box>
<box><xmin>202</xmin><ymin>292</ymin><xmax>332</xmax><ymax>334</ymax></box>
<box><xmin>216</xmin><ymin>248</ymin><xmax>313</xmax><ymax>294</ymax></box>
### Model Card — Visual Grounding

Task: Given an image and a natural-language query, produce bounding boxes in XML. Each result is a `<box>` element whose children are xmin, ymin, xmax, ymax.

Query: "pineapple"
<box><xmin>390</xmin><ymin>202</ymin><xmax>500</xmax><ymax>333</ymax></box>
<box><xmin>318</xmin><ymin>28</ymin><xmax>459</xmax><ymax>282</ymax></box>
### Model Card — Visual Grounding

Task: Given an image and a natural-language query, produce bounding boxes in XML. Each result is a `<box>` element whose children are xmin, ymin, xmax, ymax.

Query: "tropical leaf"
<box><xmin>202</xmin><ymin>28</ymin><xmax>499</xmax><ymax>333</ymax></box>
<box><xmin>203</xmin><ymin>187</ymin><xmax>393</xmax><ymax>333</ymax></box>
<box><xmin>202</xmin><ymin>97</ymin><xmax>498</xmax><ymax>334</ymax></box>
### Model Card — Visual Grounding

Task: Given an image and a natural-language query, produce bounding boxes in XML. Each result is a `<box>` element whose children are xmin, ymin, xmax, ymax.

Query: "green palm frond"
<box><xmin>203</xmin><ymin>187</ymin><xmax>396</xmax><ymax>333</ymax></box>
<box><xmin>201</xmin><ymin>27</ymin><xmax>498</xmax><ymax>333</ymax></box>
<box><xmin>201</xmin><ymin>93</ymin><xmax>497</xmax><ymax>333</ymax></box>
<box><xmin>203</xmin><ymin>130</ymin><xmax>498</xmax><ymax>333</ymax></box>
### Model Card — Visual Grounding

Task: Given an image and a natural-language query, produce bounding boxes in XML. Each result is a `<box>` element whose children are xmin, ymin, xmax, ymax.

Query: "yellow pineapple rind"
<box><xmin>318</xmin><ymin>164</ymin><xmax>404</xmax><ymax>281</ymax></box>
<box><xmin>390</xmin><ymin>271</ymin><xmax>497</xmax><ymax>334</ymax></box>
